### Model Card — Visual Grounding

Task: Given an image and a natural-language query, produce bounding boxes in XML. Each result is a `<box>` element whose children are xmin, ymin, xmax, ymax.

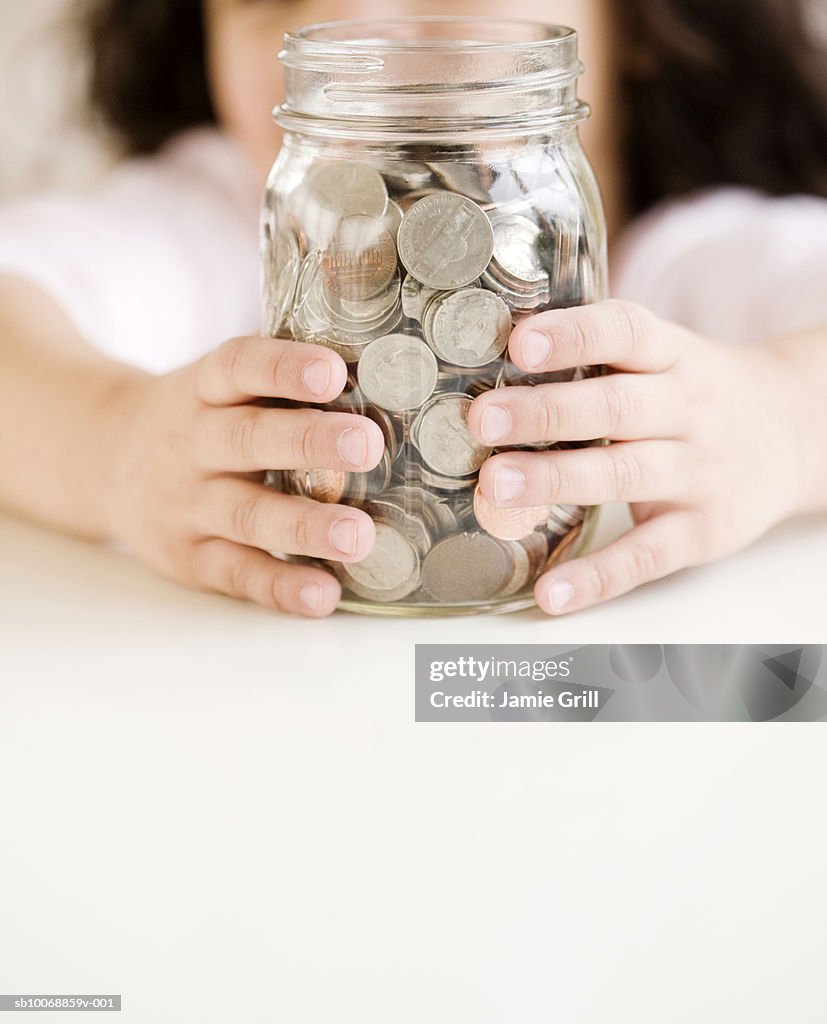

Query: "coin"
<box><xmin>472</xmin><ymin>484</ymin><xmax>550</xmax><ymax>541</ymax></box>
<box><xmin>499</xmin><ymin>538</ymin><xmax>532</xmax><ymax>596</ymax></box>
<box><xmin>545</xmin><ymin>521</ymin><xmax>584</xmax><ymax>570</ymax></box>
<box><xmin>302</xmin><ymin>161</ymin><xmax>388</xmax><ymax>219</ymax></box>
<box><xmin>397</xmin><ymin>193</ymin><xmax>494</xmax><ymax>290</ymax></box>
<box><xmin>421</xmin><ymin>532</ymin><xmax>514</xmax><ymax>603</ymax></box>
<box><xmin>488</xmin><ymin>213</ymin><xmax>548</xmax><ymax>288</ymax></box>
<box><xmin>411</xmin><ymin>393</ymin><xmax>491</xmax><ymax>478</ymax></box>
<box><xmin>428</xmin><ymin>288</ymin><xmax>512</xmax><ymax>367</ymax></box>
<box><xmin>265</xmin><ymin>224</ymin><xmax>301</xmax><ymax>336</ymax></box>
<box><xmin>334</xmin><ymin>519</ymin><xmax>421</xmax><ymax>602</ymax></box>
<box><xmin>319</xmin><ymin>271</ymin><xmax>402</xmax><ymax>326</ymax></box>
<box><xmin>357</xmin><ymin>333</ymin><xmax>438</xmax><ymax>412</ymax></box>
<box><xmin>285</xmin><ymin>467</ymin><xmax>357</xmax><ymax>504</ymax></box>
<box><xmin>367</xmin><ymin>498</ymin><xmax>432</xmax><ymax>557</ymax></box>
<box><xmin>320</xmin><ymin>215</ymin><xmax>397</xmax><ymax>301</ymax></box>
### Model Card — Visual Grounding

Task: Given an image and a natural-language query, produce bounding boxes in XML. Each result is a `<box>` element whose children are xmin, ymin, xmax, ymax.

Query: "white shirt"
<box><xmin>1</xmin><ymin>126</ymin><xmax>826</xmax><ymax>373</ymax></box>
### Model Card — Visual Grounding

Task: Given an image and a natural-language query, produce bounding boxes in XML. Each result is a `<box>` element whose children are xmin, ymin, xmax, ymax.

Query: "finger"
<box><xmin>468</xmin><ymin>373</ymin><xmax>688</xmax><ymax>446</ymax></box>
<box><xmin>477</xmin><ymin>441</ymin><xmax>689</xmax><ymax>506</ymax></box>
<box><xmin>508</xmin><ymin>299</ymin><xmax>681</xmax><ymax>375</ymax></box>
<box><xmin>535</xmin><ymin>511</ymin><xmax>700</xmax><ymax>614</ymax></box>
<box><xmin>194</xmin><ymin>406</ymin><xmax>385</xmax><ymax>473</ymax></box>
<box><xmin>196</xmin><ymin>477</ymin><xmax>376</xmax><ymax>562</ymax></box>
<box><xmin>196</xmin><ymin>336</ymin><xmax>348</xmax><ymax>406</ymax></box>
<box><xmin>191</xmin><ymin>537</ymin><xmax>341</xmax><ymax>617</ymax></box>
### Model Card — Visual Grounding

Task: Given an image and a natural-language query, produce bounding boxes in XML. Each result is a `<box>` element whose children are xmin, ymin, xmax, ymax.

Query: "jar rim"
<box><xmin>283</xmin><ymin>16</ymin><xmax>577</xmax><ymax>54</ymax></box>
<box><xmin>277</xmin><ymin>16</ymin><xmax>585</xmax><ymax>140</ymax></box>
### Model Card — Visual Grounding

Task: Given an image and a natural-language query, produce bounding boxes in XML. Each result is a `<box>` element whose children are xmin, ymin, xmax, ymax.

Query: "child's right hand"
<box><xmin>108</xmin><ymin>336</ymin><xmax>384</xmax><ymax>617</ymax></box>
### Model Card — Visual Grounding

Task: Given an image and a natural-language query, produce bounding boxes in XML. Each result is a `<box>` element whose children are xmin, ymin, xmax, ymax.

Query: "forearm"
<box><xmin>0</xmin><ymin>275</ymin><xmax>150</xmax><ymax>542</ymax></box>
<box><xmin>764</xmin><ymin>323</ymin><xmax>827</xmax><ymax>516</ymax></box>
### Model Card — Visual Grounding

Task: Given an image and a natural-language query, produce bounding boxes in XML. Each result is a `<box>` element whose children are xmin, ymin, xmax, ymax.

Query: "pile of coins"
<box><xmin>262</xmin><ymin>159</ymin><xmax>598</xmax><ymax>608</ymax></box>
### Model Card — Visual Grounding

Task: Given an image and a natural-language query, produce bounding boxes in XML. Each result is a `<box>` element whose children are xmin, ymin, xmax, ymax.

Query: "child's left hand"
<box><xmin>467</xmin><ymin>300</ymin><xmax>807</xmax><ymax>615</ymax></box>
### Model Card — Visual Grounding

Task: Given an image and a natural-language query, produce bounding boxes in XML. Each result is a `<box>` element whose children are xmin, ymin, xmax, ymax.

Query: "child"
<box><xmin>0</xmin><ymin>0</ymin><xmax>826</xmax><ymax>618</ymax></box>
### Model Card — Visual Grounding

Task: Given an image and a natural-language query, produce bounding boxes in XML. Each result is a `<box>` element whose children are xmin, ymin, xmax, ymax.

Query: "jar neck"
<box><xmin>275</xmin><ymin>17</ymin><xmax>588</xmax><ymax>142</ymax></box>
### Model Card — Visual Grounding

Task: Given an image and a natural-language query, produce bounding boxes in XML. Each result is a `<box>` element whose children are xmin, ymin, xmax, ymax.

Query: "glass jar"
<box><xmin>261</xmin><ymin>17</ymin><xmax>607</xmax><ymax>616</ymax></box>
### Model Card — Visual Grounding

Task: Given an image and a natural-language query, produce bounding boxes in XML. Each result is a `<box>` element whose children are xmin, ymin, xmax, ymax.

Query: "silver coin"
<box><xmin>300</xmin><ymin>161</ymin><xmax>388</xmax><ymax>228</ymax></box>
<box><xmin>357</xmin><ymin>333</ymin><xmax>438</xmax><ymax>412</ymax></box>
<box><xmin>264</xmin><ymin>224</ymin><xmax>301</xmax><ymax>336</ymax></box>
<box><xmin>319</xmin><ymin>272</ymin><xmax>401</xmax><ymax>326</ymax></box>
<box><xmin>411</xmin><ymin>392</ymin><xmax>490</xmax><ymax>478</ymax></box>
<box><xmin>480</xmin><ymin>270</ymin><xmax>549</xmax><ymax>311</ymax></box>
<box><xmin>421</xmin><ymin>532</ymin><xmax>514</xmax><ymax>603</ymax></box>
<box><xmin>397</xmin><ymin>193</ymin><xmax>494</xmax><ymax>290</ymax></box>
<box><xmin>499</xmin><ymin>538</ymin><xmax>533</xmax><ymax>597</ymax></box>
<box><xmin>367</xmin><ymin>498</ymin><xmax>432</xmax><ymax>558</ymax></box>
<box><xmin>384</xmin><ymin>199</ymin><xmax>403</xmax><ymax>240</ymax></box>
<box><xmin>417</xmin><ymin>464</ymin><xmax>477</xmax><ymax>492</ymax></box>
<box><xmin>489</xmin><ymin>213</ymin><xmax>548</xmax><ymax>288</ymax></box>
<box><xmin>429</xmin><ymin>288</ymin><xmax>512</xmax><ymax>367</ymax></box>
<box><xmin>333</xmin><ymin>519</ymin><xmax>421</xmax><ymax>602</ymax></box>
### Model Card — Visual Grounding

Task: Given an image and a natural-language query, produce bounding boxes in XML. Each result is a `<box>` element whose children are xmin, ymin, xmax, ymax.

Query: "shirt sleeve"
<box><xmin>609</xmin><ymin>187</ymin><xmax>827</xmax><ymax>343</ymax></box>
<box><xmin>0</xmin><ymin>128</ymin><xmax>263</xmax><ymax>374</ymax></box>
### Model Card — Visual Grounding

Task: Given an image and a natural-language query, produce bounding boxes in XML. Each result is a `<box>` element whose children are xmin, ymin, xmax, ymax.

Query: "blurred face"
<box><xmin>203</xmin><ymin>0</ymin><xmax>621</xmax><ymax>226</ymax></box>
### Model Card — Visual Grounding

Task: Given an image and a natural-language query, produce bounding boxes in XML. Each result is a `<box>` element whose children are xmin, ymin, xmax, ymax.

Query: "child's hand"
<box><xmin>467</xmin><ymin>300</ymin><xmax>806</xmax><ymax>615</ymax></box>
<box><xmin>109</xmin><ymin>337</ymin><xmax>384</xmax><ymax>617</ymax></box>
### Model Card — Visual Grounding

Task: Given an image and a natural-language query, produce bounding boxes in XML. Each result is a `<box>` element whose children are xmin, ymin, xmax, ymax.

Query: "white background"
<box><xmin>2</xmin><ymin>504</ymin><xmax>826</xmax><ymax>1022</ymax></box>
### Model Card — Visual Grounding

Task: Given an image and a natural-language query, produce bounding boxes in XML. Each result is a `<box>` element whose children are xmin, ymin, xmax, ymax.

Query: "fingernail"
<box><xmin>302</xmin><ymin>359</ymin><xmax>331</xmax><ymax>397</ymax></box>
<box><xmin>337</xmin><ymin>427</ymin><xmax>367</xmax><ymax>467</ymax></box>
<box><xmin>480</xmin><ymin>404</ymin><xmax>512</xmax><ymax>444</ymax></box>
<box><xmin>521</xmin><ymin>330</ymin><xmax>550</xmax><ymax>369</ymax></box>
<box><xmin>330</xmin><ymin>517</ymin><xmax>359</xmax><ymax>556</ymax></box>
<box><xmin>299</xmin><ymin>583</ymin><xmax>324</xmax><ymax>613</ymax></box>
<box><xmin>493</xmin><ymin>464</ymin><xmax>525</xmax><ymax>502</ymax></box>
<box><xmin>545</xmin><ymin>578</ymin><xmax>575</xmax><ymax>613</ymax></box>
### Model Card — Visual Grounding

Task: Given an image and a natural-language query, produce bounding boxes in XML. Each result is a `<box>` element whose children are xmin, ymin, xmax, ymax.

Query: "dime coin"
<box><xmin>357</xmin><ymin>333</ymin><xmax>438</xmax><ymax>412</ymax></box>
<box><xmin>421</xmin><ymin>532</ymin><xmax>514</xmax><ymax>603</ymax></box>
<box><xmin>334</xmin><ymin>519</ymin><xmax>421</xmax><ymax>602</ymax></box>
<box><xmin>397</xmin><ymin>193</ymin><xmax>494</xmax><ymax>290</ymax></box>
<box><xmin>428</xmin><ymin>288</ymin><xmax>511</xmax><ymax>367</ymax></box>
<box><xmin>320</xmin><ymin>215</ymin><xmax>397</xmax><ymax>301</ymax></box>
<box><xmin>411</xmin><ymin>393</ymin><xmax>490</xmax><ymax>477</ymax></box>
<box><xmin>472</xmin><ymin>484</ymin><xmax>550</xmax><ymax>541</ymax></box>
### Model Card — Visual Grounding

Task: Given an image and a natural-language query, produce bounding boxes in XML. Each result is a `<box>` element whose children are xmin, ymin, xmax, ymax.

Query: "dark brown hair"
<box><xmin>616</xmin><ymin>0</ymin><xmax>827</xmax><ymax>214</ymax></box>
<box><xmin>84</xmin><ymin>0</ymin><xmax>827</xmax><ymax>215</ymax></box>
<box><xmin>85</xmin><ymin>0</ymin><xmax>215</xmax><ymax>155</ymax></box>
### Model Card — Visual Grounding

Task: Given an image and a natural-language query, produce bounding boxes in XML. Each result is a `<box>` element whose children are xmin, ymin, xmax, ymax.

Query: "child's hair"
<box><xmin>84</xmin><ymin>0</ymin><xmax>827</xmax><ymax>216</ymax></box>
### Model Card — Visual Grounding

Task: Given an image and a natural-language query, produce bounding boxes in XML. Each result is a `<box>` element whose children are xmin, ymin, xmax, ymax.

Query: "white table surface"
<box><xmin>1</xmin><ymin>503</ymin><xmax>826</xmax><ymax>1023</ymax></box>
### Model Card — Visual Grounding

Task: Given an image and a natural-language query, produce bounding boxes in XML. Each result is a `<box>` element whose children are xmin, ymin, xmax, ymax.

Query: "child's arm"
<box><xmin>0</xmin><ymin>274</ymin><xmax>384</xmax><ymax>617</ymax></box>
<box><xmin>468</xmin><ymin>300</ymin><xmax>827</xmax><ymax>615</ymax></box>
